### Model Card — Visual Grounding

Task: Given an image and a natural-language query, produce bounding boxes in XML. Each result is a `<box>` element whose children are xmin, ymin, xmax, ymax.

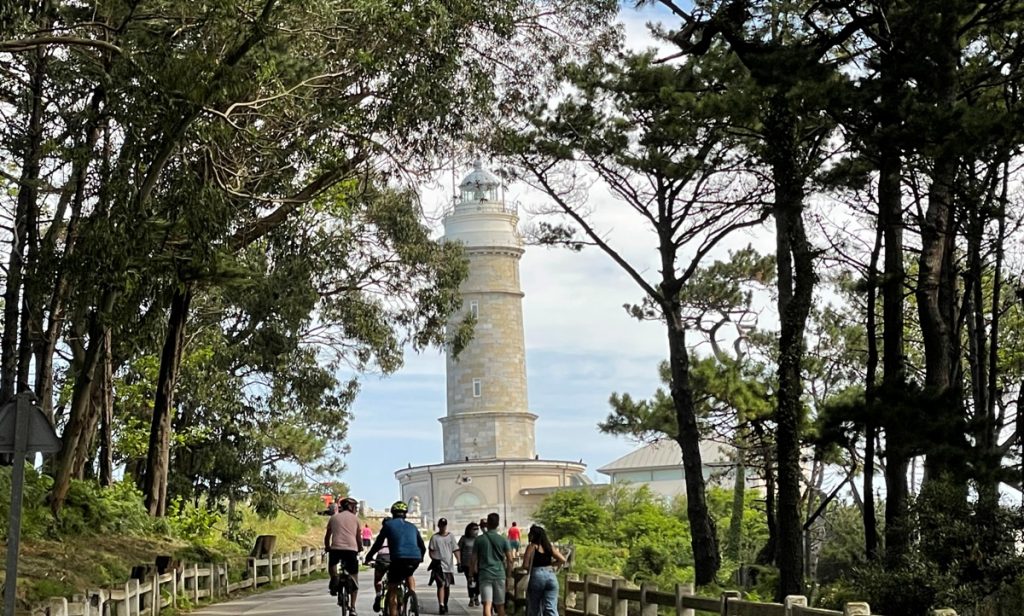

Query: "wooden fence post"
<box><xmin>192</xmin><ymin>563</ymin><xmax>200</xmax><ymax>603</ymax></box>
<box><xmin>676</xmin><ymin>583</ymin><xmax>694</xmax><ymax>616</ymax></box>
<box><xmin>150</xmin><ymin>572</ymin><xmax>160</xmax><ymax>616</ymax></box>
<box><xmin>72</xmin><ymin>593</ymin><xmax>89</xmax><ymax>616</ymax></box>
<box><xmin>843</xmin><ymin>602</ymin><xmax>870</xmax><ymax>616</ymax></box>
<box><xmin>565</xmin><ymin>574</ymin><xmax>578</xmax><ymax>610</ymax></box>
<box><xmin>128</xmin><ymin>578</ymin><xmax>140</xmax><ymax>616</ymax></box>
<box><xmin>48</xmin><ymin>597</ymin><xmax>68</xmax><ymax>616</ymax></box>
<box><xmin>720</xmin><ymin>590</ymin><xmax>740</xmax><ymax>616</ymax></box>
<box><xmin>610</xmin><ymin>578</ymin><xmax>627</xmax><ymax>616</ymax></box>
<box><xmin>785</xmin><ymin>596</ymin><xmax>807</xmax><ymax>616</ymax></box>
<box><xmin>583</xmin><ymin>575</ymin><xmax>598</xmax><ymax>616</ymax></box>
<box><xmin>639</xmin><ymin>582</ymin><xmax>658</xmax><ymax>616</ymax></box>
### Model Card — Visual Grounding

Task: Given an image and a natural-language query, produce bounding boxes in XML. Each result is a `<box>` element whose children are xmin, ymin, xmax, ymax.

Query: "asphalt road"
<box><xmin>194</xmin><ymin>564</ymin><xmax>475</xmax><ymax>616</ymax></box>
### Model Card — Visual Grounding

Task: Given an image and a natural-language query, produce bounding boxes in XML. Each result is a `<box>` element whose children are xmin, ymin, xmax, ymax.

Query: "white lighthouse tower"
<box><xmin>395</xmin><ymin>161</ymin><xmax>588</xmax><ymax>527</ymax></box>
<box><xmin>440</xmin><ymin>161</ymin><xmax>537</xmax><ymax>462</ymax></box>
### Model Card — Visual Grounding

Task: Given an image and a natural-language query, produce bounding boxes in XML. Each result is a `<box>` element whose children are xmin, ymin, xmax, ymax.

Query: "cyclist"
<box><xmin>365</xmin><ymin>501</ymin><xmax>426</xmax><ymax>616</ymax></box>
<box><xmin>371</xmin><ymin>518</ymin><xmax>391</xmax><ymax>613</ymax></box>
<box><xmin>325</xmin><ymin>496</ymin><xmax>362</xmax><ymax>615</ymax></box>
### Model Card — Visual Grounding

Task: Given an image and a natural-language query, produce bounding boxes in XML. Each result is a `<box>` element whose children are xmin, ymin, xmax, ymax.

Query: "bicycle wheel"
<box><xmin>403</xmin><ymin>590</ymin><xmax>418</xmax><ymax>616</ymax></box>
<box><xmin>339</xmin><ymin>574</ymin><xmax>353</xmax><ymax>615</ymax></box>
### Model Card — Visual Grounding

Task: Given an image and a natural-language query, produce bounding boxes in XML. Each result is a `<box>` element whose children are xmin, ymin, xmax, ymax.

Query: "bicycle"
<box><xmin>335</xmin><ymin>568</ymin><xmax>360</xmax><ymax>613</ymax></box>
<box><xmin>329</xmin><ymin>559</ymin><xmax>357</xmax><ymax>616</ymax></box>
<box><xmin>367</xmin><ymin>559</ymin><xmax>418</xmax><ymax>616</ymax></box>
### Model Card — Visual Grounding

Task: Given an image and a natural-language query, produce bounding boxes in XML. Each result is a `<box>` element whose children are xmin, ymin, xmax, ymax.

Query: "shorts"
<box><xmin>479</xmin><ymin>578</ymin><xmax>505</xmax><ymax>605</ymax></box>
<box><xmin>374</xmin><ymin>554</ymin><xmax>392</xmax><ymax>572</ymax></box>
<box><xmin>329</xmin><ymin>550</ymin><xmax>360</xmax><ymax>580</ymax></box>
<box><xmin>510</xmin><ymin>540</ymin><xmax>521</xmax><ymax>551</ymax></box>
<box><xmin>387</xmin><ymin>558</ymin><xmax>420</xmax><ymax>584</ymax></box>
<box><xmin>363</xmin><ymin>538</ymin><xmax>372</xmax><ymax>547</ymax></box>
<box><xmin>431</xmin><ymin>570</ymin><xmax>456</xmax><ymax>587</ymax></box>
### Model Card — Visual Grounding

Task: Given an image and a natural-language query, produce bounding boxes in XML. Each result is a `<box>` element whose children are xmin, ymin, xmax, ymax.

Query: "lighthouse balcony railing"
<box><xmin>442</xmin><ymin>198</ymin><xmax>519</xmax><ymax>218</ymax></box>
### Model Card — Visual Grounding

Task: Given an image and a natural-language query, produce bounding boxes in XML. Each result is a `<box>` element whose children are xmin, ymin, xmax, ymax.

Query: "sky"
<box><xmin>340</xmin><ymin>2</ymin><xmax>746</xmax><ymax>509</ymax></box>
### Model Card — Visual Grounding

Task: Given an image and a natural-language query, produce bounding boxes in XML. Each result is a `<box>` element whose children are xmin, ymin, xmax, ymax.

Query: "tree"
<box><xmin>0</xmin><ymin>0</ymin><xmax>618</xmax><ymax>515</ymax></box>
<box><xmin>500</xmin><ymin>47</ymin><xmax>768</xmax><ymax>585</ymax></box>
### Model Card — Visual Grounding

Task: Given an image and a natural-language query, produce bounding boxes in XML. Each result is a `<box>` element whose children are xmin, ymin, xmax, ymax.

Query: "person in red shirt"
<box><xmin>507</xmin><ymin>521</ymin><xmax>521</xmax><ymax>559</ymax></box>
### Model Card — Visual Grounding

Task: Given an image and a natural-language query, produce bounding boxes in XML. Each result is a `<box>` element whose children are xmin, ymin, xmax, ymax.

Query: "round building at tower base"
<box><xmin>395</xmin><ymin>458</ymin><xmax>589</xmax><ymax>530</ymax></box>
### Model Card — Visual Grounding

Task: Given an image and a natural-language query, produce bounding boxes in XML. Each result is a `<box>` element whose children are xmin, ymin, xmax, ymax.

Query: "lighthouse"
<box><xmin>395</xmin><ymin>161</ymin><xmax>588</xmax><ymax>527</ymax></box>
<box><xmin>440</xmin><ymin>161</ymin><xmax>536</xmax><ymax>462</ymax></box>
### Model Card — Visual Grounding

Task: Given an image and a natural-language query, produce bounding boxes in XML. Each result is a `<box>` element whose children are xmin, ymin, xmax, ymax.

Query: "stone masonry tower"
<box><xmin>394</xmin><ymin>161</ymin><xmax>586</xmax><ymax>529</ymax></box>
<box><xmin>439</xmin><ymin>161</ymin><xmax>537</xmax><ymax>462</ymax></box>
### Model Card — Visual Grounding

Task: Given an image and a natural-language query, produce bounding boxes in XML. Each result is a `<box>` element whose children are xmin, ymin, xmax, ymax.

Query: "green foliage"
<box><xmin>167</xmin><ymin>497</ymin><xmax>222</xmax><ymax>543</ymax></box>
<box><xmin>0</xmin><ymin>465</ymin><xmax>54</xmax><ymax>540</ymax></box>
<box><xmin>532</xmin><ymin>488</ymin><xmax>609</xmax><ymax>542</ymax></box>
<box><xmin>818</xmin><ymin>484</ymin><xmax>1024</xmax><ymax>616</ymax></box>
<box><xmin>534</xmin><ymin>484</ymin><xmax>768</xmax><ymax>588</ymax></box>
<box><xmin>57</xmin><ymin>480</ymin><xmax>157</xmax><ymax>537</ymax></box>
<box><xmin>25</xmin><ymin>579</ymin><xmax>77</xmax><ymax>604</ymax></box>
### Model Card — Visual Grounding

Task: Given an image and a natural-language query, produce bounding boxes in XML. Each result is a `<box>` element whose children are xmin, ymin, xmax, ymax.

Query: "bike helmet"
<box><xmin>390</xmin><ymin>500</ymin><xmax>409</xmax><ymax>516</ymax></box>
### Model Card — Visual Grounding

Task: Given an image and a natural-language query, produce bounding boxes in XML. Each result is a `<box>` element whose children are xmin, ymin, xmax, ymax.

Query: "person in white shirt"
<box><xmin>428</xmin><ymin>518</ymin><xmax>459</xmax><ymax>614</ymax></box>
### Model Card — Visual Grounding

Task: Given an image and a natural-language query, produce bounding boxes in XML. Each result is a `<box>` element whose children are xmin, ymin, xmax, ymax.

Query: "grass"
<box><xmin>1</xmin><ymin>508</ymin><xmax>327</xmax><ymax>613</ymax></box>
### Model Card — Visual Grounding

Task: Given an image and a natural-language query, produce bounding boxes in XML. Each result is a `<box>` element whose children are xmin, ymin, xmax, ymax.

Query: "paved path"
<box><xmin>194</xmin><ymin>566</ymin><xmax>477</xmax><ymax>616</ymax></box>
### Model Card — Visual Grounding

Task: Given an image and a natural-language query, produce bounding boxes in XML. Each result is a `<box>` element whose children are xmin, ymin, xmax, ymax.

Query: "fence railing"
<box><xmin>563</xmin><ymin>574</ymin><xmax>959</xmax><ymax>616</ymax></box>
<box><xmin>31</xmin><ymin>547</ymin><xmax>327</xmax><ymax>616</ymax></box>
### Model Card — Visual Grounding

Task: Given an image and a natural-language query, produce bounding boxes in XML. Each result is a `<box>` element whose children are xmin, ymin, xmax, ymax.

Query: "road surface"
<box><xmin>194</xmin><ymin>564</ymin><xmax>477</xmax><ymax>616</ymax></box>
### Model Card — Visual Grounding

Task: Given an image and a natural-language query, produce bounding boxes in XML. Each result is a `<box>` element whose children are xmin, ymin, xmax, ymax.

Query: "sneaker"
<box><xmin>440</xmin><ymin>606</ymin><xmax>447</xmax><ymax>614</ymax></box>
<box><xmin>373</xmin><ymin>594</ymin><xmax>382</xmax><ymax>613</ymax></box>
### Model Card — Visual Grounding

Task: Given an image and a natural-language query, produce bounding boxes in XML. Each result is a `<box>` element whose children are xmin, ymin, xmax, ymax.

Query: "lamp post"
<box><xmin>0</xmin><ymin>392</ymin><xmax>61</xmax><ymax>615</ymax></box>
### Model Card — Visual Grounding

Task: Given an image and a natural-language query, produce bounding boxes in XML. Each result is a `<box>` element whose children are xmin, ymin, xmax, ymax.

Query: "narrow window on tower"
<box><xmin>472</xmin><ymin>379</ymin><xmax>482</xmax><ymax>398</ymax></box>
<box><xmin>469</xmin><ymin>300</ymin><xmax>479</xmax><ymax>319</ymax></box>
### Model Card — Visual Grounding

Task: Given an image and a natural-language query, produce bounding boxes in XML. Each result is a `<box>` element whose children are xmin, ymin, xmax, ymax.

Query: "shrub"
<box><xmin>57</xmin><ymin>479</ymin><xmax>155</xmax><ymax>536</ymax></box>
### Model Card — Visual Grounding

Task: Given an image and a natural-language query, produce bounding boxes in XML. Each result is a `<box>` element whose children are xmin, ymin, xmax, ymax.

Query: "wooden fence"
<box><xmin>31</xmin><ymin>547</ymin><xmax>327</xmax><ymax>616</ymax></box>
<box><xmin>563</xmin><ymin>574</ymin><xmax>960</xmax><ymax>616</ymax></box>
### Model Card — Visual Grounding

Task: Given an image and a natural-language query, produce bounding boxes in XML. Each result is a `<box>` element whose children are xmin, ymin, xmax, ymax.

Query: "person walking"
<box><xmin>523</xmin><ymin>526</ymin><xmax>567</xmax><ymax>616</ymax></box>
<box><xmin>362</xmin><ymin>523</ymin><xmax>373</xmax><ymax>548</ymax></box>
<box><xmin>507</xmin><ymin>522</ymin><xmax>521</xmax><ymax>560</ymax></box>
<box><xmin>472</xmin><ymin>512</ymin><xmax>513</xmax><ymax>616</ymax></box>
<box><xmin>429</xmin><ymin>518</ymin><xmax>460</xmax><ymax>614</ymax></box>
<box><xmin>458</xmin><ymin>522</ymin><xmax>481</xmax><ymax>607</ymax></box>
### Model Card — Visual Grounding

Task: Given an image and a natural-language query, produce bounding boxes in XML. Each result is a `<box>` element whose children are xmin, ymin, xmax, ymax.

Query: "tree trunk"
<box><xmin>51</xmin><ymin>288</ymin><xmax>116</xmax><ymax>513</ymax></box>
<box><xmin>754</xmin><ymin>423</ymin><xmax>776</xmax><ymax>566</ymax></box>
<box><xmin>34</xmin><ymin>102</ymin><xmax>97</xmax><ymax>423</ymax></box>
<box><xmin>95</xmin><ymin>328</ymin><xmax>114</xmax><ymax>486</ymax></box>
<box><xmin>767</xmin><ymin>93</ymin><xmax>813</xmax><ymax>600</ymax></box>
<box><xmin>863</xmin><ymin>213</ymin><xmax>881</xmax><ymax>561</ymax></box>
<box><xmin>877</xmin><ymin>103</ymin><xmax>911</xmax><ymax>565</ymax></box>
<box><xmin>2</xmin><ymin>45</ymin><xmax>46</xmax><ymax>403</ymax></box>
<box><xmin>916</xmin><ymin>10</ymin><xmax>963</xmax><ymax>488</ymax></box>
<box><xmin>727</xmin><ymin>442</ymin><xmax>746</xmax><ymax>562</ymax></box>
<box><xmin>664</xmin><ymin>302</ymin><xmax>720</xmax><ymax>585</ymax></box>
<box><xmin>144</xmin><ymin>283</ymin><xmax>194</xmax><ymax>517</ymax></box>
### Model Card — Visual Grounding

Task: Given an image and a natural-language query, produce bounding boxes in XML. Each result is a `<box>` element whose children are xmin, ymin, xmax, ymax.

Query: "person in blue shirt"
<box><xmin>365</xmin><ymin>501</ymin><xmax>426</xmax><ymax>616</ymax></box>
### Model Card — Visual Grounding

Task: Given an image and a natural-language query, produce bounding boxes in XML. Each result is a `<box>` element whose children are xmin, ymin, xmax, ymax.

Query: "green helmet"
<box><xmin>390</xmin><ymin>500</ymin><xmax>409</xmax><ymax>516</ymax></box>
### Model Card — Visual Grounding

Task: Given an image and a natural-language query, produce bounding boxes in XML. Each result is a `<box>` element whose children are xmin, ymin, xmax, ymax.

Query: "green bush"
<box><xmin>58</xmin><ymin>479</ymin><xmax>156</xmax><ymax>536</ymax></box>
<box><xmin>0</xmin><ymin>465</ymin><xmax>54</xmax><ymax>540</ymax></box>
<box><xmin>168</xmin><ymin>496</ymin><xmax>222</xmax><ymax>541</ymax></box>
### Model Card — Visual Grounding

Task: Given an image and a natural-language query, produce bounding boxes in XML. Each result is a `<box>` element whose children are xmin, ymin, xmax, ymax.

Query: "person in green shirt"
<box><xmin>471</xmin><ymin>512</ymin><xmax>513</xmax><ymax>616</ymax></box>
